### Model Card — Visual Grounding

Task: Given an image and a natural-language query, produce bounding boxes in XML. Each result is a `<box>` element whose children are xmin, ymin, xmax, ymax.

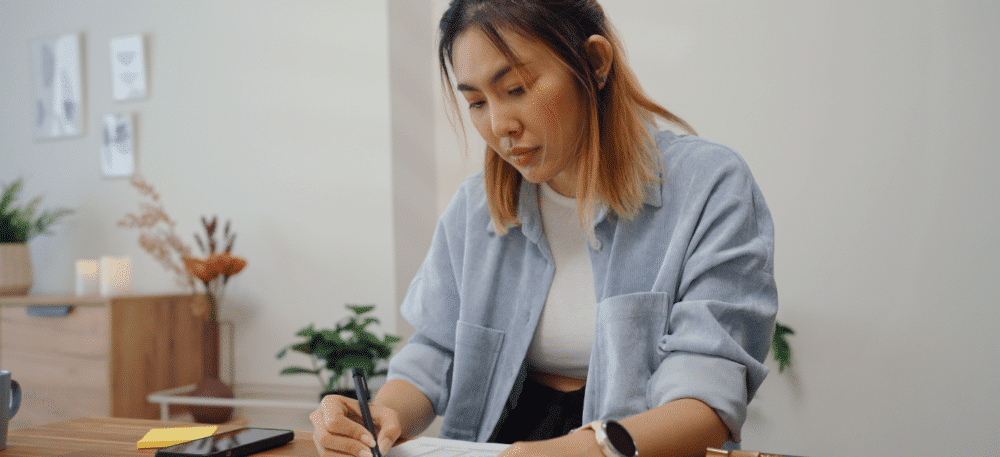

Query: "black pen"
<box><xmin>351</xmin><ymin>367</ymin><xmax>382</xmax><ymax>457</ymax></box>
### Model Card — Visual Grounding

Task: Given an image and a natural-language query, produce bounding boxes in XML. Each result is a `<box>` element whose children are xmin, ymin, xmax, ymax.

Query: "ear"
<box><xmin>584</xmin><ymin>35</ymin><xmax>614</xmax><ymax>90</ymax></box>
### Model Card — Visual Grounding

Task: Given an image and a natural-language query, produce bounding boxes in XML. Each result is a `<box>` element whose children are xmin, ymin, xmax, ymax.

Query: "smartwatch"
<box><xmin>577</xmin><ymin>420</ymin><xmax>638</xmax><ymax>457</ymax></box>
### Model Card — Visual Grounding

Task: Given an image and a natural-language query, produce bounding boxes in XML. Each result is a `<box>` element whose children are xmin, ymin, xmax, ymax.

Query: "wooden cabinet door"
<box><xmin>0</xmin><ymin>306</ymin><xmax>110</xmax><ymax>430</ymax></box>
<box><xmin>109</xmin><ymin>294</ymin><xmax>203</xmax><ymax>419</ymax></box>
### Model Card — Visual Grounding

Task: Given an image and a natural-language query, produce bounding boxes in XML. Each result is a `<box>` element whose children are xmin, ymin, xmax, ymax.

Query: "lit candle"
<box><xmin>99</xmin><ymin>255</ymin><xmax>132</xmax><ymax>296</ymax></box>
<box><xmin>75</xmin><ymin>259</ymin><xmax>99</xmax><ymax>295</ymax></box>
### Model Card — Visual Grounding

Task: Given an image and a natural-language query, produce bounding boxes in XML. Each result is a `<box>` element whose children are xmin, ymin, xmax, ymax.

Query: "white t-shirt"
<box><xmin>524</xmin><ymin>182</ymin><xmax>596</xmax><ymax>380</ymax></box>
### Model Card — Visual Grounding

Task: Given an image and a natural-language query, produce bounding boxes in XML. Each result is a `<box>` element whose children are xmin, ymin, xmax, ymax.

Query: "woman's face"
<box><xmin>452</xmin><ymin>27</ymin><xmax>589</xmax><ymax>197</ymax></box>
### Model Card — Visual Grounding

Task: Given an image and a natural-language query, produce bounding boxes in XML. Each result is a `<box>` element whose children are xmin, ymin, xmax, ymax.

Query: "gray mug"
<box><xmin>0</xmin><ymin>370</ymin><xmax>21</xmax><ymax>450</ymax></box>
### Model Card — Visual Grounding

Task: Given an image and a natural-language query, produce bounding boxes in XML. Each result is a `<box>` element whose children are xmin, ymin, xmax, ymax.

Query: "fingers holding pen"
<box><xmin>370</xmin><ymin>403</ymin><xmax>402</xmax><ymax>452</ymax></box>
<box><xmin>309</xmin><ymin>395</ymin><xmax>375</xmax><ymax>456</ymax></box>
<box><xmin>309</xmin><ymin>394</ymin><xmax>401</xmax><ymax>457</ymax></box>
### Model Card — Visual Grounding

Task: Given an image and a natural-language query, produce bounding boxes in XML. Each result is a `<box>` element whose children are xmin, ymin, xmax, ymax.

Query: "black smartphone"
<box><xmin>154</xmin><ymin>427</ymin><xmax>295</xmax><ymax>457</ymax></box>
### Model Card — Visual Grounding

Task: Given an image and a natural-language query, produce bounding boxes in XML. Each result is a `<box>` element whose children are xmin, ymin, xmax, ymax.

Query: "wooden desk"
<box><xmin>4</xmin><ymin>417</ymin><xmax>317</xmax><ymax>457</ymax></box>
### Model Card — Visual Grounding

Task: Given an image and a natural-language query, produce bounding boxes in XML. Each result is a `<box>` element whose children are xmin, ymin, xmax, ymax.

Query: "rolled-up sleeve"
<box><xmin>648</xmin><ymin>143</ymin><xmax>777</xmax><ymax>443</ymax></box>
<box><xmin>386</xmin><ymin>186</ymin><xmax>470</xmax><ymax>416</ymax></box>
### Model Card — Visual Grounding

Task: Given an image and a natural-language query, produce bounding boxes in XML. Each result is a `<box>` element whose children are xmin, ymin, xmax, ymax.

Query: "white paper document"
<box><xmin>387</xmin><ymin>436</ymin><xmax>507</xmax><ymax>457</ymax></box>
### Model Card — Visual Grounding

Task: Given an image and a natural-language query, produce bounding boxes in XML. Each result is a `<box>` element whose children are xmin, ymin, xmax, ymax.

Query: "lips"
<box><xmin>507</xmin><ymin>146</ymin><xmax>540</xmax><ymax>167</ymax></box>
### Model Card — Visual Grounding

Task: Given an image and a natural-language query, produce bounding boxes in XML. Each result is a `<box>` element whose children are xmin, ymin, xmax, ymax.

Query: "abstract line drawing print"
<box><xmin>110</xmin><ymin>34</ymin><xmax>148</xmax><ymax>101</ymax></box>
<box><xmin>101</xmin><ymin>113</ymin><xmax>136</xmax><ymax>178</ymax></box>
<box><xmin>32</xmin><ymin>33</ymin><xmax>84</xmax><ymax>139</ymax></box>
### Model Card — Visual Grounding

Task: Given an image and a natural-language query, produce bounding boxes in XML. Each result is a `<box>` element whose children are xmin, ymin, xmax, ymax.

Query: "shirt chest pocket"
<box><xmin>442</xmin><ymin>320</ymin><xmax>505</xmax><ymax>441</ymax></box>
<box><xmin>590</xmin><ymin>292</ymin><xmax>673</xmax><ymax>412</ymax></box>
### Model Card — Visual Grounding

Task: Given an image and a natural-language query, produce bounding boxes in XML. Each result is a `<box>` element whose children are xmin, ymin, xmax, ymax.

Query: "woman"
<box><xmin>311</xmin><ymin>1</ymin><xmax>777</xmax><ymax>456</ymax></box>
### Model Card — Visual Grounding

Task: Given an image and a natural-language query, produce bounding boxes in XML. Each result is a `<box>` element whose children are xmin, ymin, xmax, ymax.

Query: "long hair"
<box><xmin>439</xmin><ymin>0</ymin><xmax>695</xmax><ymax>235</ymax></box>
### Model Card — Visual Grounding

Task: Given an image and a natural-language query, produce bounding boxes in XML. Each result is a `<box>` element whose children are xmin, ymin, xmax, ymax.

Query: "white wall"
<box><xmin>0</xmin><ymin>0</ymin><xmax>397</xmax><ymax>394</ymax></box>
<box><xmin>603</xmin><ymin>3</ymin><xmax>998</xmax><ymax>455</ymax></box>
<box><xmin>427</xmin><ymin>1</ymin><xmax>1000</xmax><ymax>455</ymax></box>
<box><xmin>387</xmin><ymin>0</ymin><xmax>437</xmax><ymax>339</ymax></box>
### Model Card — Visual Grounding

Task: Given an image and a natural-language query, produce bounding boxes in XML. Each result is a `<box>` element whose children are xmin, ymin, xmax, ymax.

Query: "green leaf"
<box><xmin>20</xmin><ymin>196</ymin><xmax>42</xmax><ymax>228</ymax></box>
<box><xmin>290</xmin><ymin>342</ymin><xmax>312</xmax><ymax>354</ymax></box>
<box><xmin>338</xmin><ymin>354</ymin><xmax>375</xmax><ymax>371</ymax></box>
<box><xmin>361</xmin><ymin>316</ymin><xmax>380</xmax><ymax>327</ymax></box>
<box><xmin>280</xmin><ymin>367</ymin><xmax>319</xmax><ymax>376</ymax></box>
<box><xmin>341</xmin><ymin>320</ymin><xmax>359</xmax><ymax>334</ymax></box>
<box><xmin>318</xmin><ymin>329</ymin><xmax>343</xmax><ymax>344</ymax></box>
<box><xmin>347</xmin><ymin>304</ymin><xmax>375</xmax><ymax>315</ymax></box>
<box><xmin>313</xmin><ymin>340</ymin><xmax>339</xmax><ymax>358</ymax></box>
<box><xmin>295</xmin><ymin>324</ymin><xmax>316</xmax><ymax>338</ymax></box>
<box><xmin>0</xmin><ymin>177</ymin><xmax>23</xmax><ymax>215</ymax></box>
<box><xmin>275</xmin><ymin>348</ymin><xmax>288</xmax><ymax>359</ymax></box>
<box><xmin>343</xmin><ymin>341</ymin><xmax>373</xmax><ymax>354</ymax></box>
<box><xmin>772</xmin><ymin>321</ymin><xmax>795</xmax><ymax>373</ymax></box>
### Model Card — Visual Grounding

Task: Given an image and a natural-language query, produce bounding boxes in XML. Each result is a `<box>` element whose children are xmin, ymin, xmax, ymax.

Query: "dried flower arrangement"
<box><xmin>117</xmin><ymin>176</ymin><xmax>195</xmax><ymax>290</ymax></box>
<box><xmin>183</xmin><ymin>216</ymin><xmax>247</xmax><ymax>320</ymax></box>
<box><xmin>118</xmin><ymin>176</ymin><xmax>248</xmax><ymax>319</ymax></box>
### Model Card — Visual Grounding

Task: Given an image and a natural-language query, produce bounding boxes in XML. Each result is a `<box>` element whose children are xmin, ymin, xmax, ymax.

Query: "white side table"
<box><xmin>147</xmin><ymin>383</ymin><xmax>321</xmax><ymax>421</ymax></box>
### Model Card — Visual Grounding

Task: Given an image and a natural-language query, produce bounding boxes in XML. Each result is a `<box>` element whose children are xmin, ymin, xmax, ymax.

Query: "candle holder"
<box><xmin>99</xmin><ymin>255</ymin><xmax>132</xmax><ymax>297</ymax></box>
<box><xmin>75</xmin><ymin>259</ymin><xmax>99</xmax><ymax>295</ymax></box>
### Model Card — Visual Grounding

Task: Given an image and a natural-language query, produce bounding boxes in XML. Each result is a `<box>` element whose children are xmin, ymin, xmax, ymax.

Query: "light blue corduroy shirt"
<box><xmin>388</xmin><ymin>130</ymin><xmax>777</xmax><ymax>445</ymax></box>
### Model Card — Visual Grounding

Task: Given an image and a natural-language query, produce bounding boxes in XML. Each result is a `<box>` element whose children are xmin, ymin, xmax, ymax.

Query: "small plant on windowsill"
<box><xmin>277</xmin><ymin>304</ymin><xmax>401</xmax><ymax>400</ymax></box>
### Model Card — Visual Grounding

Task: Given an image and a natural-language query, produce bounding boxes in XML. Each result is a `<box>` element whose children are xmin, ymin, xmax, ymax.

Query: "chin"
<box><xmin>518</xmin><ymin>169</ymin><xmax>549</xmax><ymax>185</ymax></box>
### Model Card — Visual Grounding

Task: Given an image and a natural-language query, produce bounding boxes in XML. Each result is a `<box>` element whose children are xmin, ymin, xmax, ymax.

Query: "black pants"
<box><xmin>490</xmin><ymin>377</ymin><xmax>585</xmax><ymax>444</ymax></box>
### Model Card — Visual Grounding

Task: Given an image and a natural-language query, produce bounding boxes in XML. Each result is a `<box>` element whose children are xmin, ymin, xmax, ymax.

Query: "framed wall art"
<box><xmin>32</xmin><ymin>33</ymin><xmax>84</xmax><ymax>139</ymax></box>
<box><xmin>110</xmin><ymin>34</ymin><xmax>148</xmax><ymax>101</ymax></box>
<box><xmin>100</xmin><ymin>113</ymin><xmax>135</xmax><ymax>178</ymax></box>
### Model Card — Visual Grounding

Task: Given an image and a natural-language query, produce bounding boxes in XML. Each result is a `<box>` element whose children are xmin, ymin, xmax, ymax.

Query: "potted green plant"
<box><xmin>277</xmin><ymin>304</ymin><xmax>401</xmax><ymax>400</ymax></box>
<box><xmin>0</xmin><ymin>177</ymin><xmax>74</xmax><ymax>296</ymax></box>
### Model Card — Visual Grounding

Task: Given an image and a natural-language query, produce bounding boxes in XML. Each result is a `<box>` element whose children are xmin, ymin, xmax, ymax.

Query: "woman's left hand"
<box><xmin>499</xmin><ymin>431</ymin><xmax>604</xmax><ymax>457</ymax></box>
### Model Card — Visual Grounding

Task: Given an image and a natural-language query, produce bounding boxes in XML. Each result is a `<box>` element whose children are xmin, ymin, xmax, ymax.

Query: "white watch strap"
<box><xmin>577</xmin><ymin>420</ymin><xmax>636</xmax><ymax>457</ymax></box>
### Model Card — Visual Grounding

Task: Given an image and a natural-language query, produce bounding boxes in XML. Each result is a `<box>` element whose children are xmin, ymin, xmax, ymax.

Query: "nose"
<box><xmin>489</xmin><ymin>101</ymin><xmax>521</xmax><ymax>140</ymax></box>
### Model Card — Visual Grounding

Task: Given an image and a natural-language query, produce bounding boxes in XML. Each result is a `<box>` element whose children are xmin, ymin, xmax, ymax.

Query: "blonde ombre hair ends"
<box><xmin>439</xmin><ymin>0</ymin><xmax>695</xmax><ymax>235</ymax></box>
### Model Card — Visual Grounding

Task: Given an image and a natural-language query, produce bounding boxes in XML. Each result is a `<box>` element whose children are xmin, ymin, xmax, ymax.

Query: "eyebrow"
<box><xmin>456</xmin><ymin>64</ymin><xmax>521</xmax><ymax>92</ymax></box>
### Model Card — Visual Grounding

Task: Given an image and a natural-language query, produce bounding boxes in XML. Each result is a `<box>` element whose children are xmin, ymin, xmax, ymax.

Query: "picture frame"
<box><xmin>110</xmin><ymin>34</ymin><xmax>148</xmax><ymax>101</ymax></box>
<box><xmin>101</xmin><ymin>113</ymin><xmax>136</xmax><ymax>178</ymax></box>
<box><xmin>32</xmin><ymin>33</ymin><xmax>84</xmax><ymax>139</ymax></box>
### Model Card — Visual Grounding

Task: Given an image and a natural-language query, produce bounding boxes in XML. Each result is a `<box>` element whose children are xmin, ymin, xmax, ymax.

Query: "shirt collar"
<box><xmin>486</xmin><ymin>175</ymin><xmax>663</xmax><ymax>238</ymax></box>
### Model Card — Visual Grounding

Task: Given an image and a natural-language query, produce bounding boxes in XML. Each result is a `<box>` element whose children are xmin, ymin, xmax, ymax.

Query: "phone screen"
<box><xmin>156</xmin><ymin>428</ymin><xmax>292</xmax><ymax>456</ymax></box>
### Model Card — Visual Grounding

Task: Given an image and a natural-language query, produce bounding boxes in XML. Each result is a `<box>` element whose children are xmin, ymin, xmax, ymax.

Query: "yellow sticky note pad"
<box><xmin>137</xmin><ymin>426</ymin><xmax>218</xmax><ymax>449</ymax></box>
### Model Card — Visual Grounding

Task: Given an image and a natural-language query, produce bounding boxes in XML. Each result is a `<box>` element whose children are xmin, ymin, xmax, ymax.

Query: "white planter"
<box><xmin>0</xmin><ymin>243</ymin><xmax>32</xmax><ymax>296</ymax></box>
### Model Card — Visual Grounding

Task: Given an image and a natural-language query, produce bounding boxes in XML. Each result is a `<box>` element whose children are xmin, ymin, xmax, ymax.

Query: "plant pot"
<box><xmin>0</xmin><ymin>243</ymin><xmax>32</xmax><ymax>296</ymax></box>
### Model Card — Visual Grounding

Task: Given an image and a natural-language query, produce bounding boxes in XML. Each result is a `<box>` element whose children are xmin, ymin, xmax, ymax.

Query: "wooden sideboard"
<box><xmin>0</xmin><ymin>294</ymin><xmax>206</xmax><ymax>430</ymax></box>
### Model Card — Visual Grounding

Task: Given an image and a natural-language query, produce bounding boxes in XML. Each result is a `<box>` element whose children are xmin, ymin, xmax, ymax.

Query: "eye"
<box><xmin>508</xmin><ymin>87</ymin><xmax>525</xmax><ymax>96</ymax></box>
<box><xmin>469</xmin><ymin>100</ymin><xmax>485</xmax><ymax>109</ymax></box>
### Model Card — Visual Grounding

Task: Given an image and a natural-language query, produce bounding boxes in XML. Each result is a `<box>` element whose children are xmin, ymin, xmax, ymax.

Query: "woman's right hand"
<box><xmin>309</xmin><ymin>394</ymin><xmax>402</xmax><ymax>457</ymax></box>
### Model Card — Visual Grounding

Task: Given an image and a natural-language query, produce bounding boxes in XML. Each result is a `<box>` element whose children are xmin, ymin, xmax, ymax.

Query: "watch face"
<box><xmin>605</xmin><ymin>421</ymin><xmax>637</xmax><ymax>456</ymax></box>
